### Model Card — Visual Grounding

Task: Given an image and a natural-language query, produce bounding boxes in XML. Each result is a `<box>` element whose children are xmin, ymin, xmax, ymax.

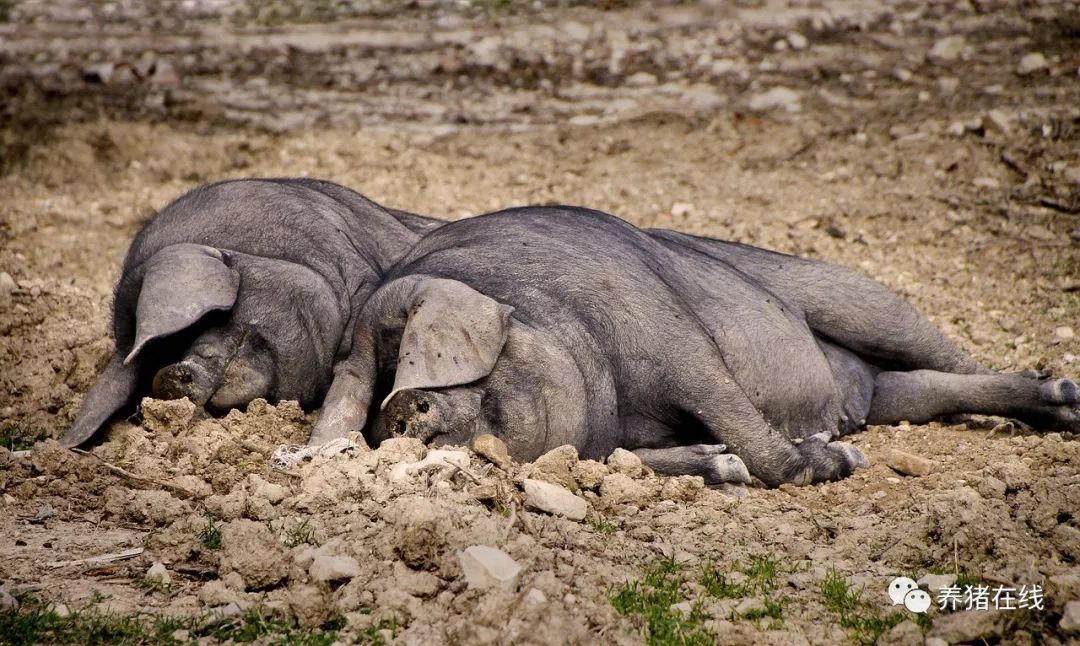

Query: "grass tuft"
<box><xmin>197</xmin><ymin>518</ymin><xmax>222</xmax><ymax>551</ymax></box>
<box><xmin>820</xmin><ymin>569</ymin><xmax>928</xmax><ymax>645</ymax></box>
<box><xmin>610</xmin><ymin>556</ymin><xmax>715</xmax><ymax>645</ymax></box>
<box><xmin>0</xmin><ymin>421</ymin><xmax>48</xmax><ymax>451</ymax></box>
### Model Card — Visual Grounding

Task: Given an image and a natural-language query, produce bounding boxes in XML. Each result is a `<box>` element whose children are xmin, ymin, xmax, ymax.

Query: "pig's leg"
<box><xmin>674</xmin><ymin>366</ymin><xmax>869</xmax><ymax>487</ymax></box>
<box><xmin>868</xmin><ymin>371</ymin><xmax>1079</xmax><ymax>430</ymax></box>
<box><xmin>633</xmin><ymin>445</ymin><xmax>752</xmax><ymax>485</ymax></box>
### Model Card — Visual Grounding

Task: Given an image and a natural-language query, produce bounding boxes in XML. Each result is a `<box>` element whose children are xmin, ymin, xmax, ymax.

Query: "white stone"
<box><xmin>1060</xmin><ymin>600</ymin><xmax>1080</xmax><ymax>633</ymax></box>
<box><xmin>928</xmin><ymin>35</ymin><xmax>967</xmax><ymax>63</ymax></box>
<box><xmin>1055</xmin><ymin>326</ymin><xmax>1075</xmax><ymax>340</ymax></box>
<box><xmin>523</xmin><ymin>588</ymin><xmax>547</xmax><ymax>605</ymax></box>
<box><xmin>458</xmin><ymin>545</ymin><xmax>521</xmax><ymax>592</ymax></box>
<box><xmin>146</xmin><ymin>561</ymin><xmax>172</xmax><ymax>586</ymax></box>
<box><xmin>747</xmin><ymin>86</ymin><xmax>801</xmax><ymax>113</ymax></box>
<box><xmin>1017</xmin><ymin>52</ymin><xmax>1048</xmax><ymax>76</ymax></box>
<box><xmin>523</xmin><ymin>479</ymin><xmax>588</xmax><ymax>521</ymax></box>
<box><xmin>308</xmin><ymin>554</ymin><xmax>360</xmax><ymax>582</ymax></box>
<box><xmin>787</xmin><ymin>32</ymin><xmax>808</xmax><ymax>50</ymax></box>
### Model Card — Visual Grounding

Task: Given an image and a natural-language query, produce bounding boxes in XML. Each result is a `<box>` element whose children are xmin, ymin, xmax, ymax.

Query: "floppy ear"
<box><xmin>60</xmin><ymin>354</ymin><xmax>138</xmax><ymax>447</ymax></box>
<box><xmin>382</xmin><ymin>278</ymin><xmax>513</xmax><ymax>409</ymax></box>
<box><xmin>124</xmin><ymin>243</ymin><xmax>240</xmax><ymax>365</ymax></box>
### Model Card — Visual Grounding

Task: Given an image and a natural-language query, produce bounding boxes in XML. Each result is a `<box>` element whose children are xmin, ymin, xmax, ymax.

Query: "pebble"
<box><xmin>146</xmin><ymin>561</ymin><xmax>172</xmax><ymax>587</ymax></box>
<box><xmin>786</xmin><ymin>32</ymin><xmax>808</xmax><ymax>50</ymax></box>
<box><xmin>529</xmin><ymin>445</ymin><xmax>579</xmax><ymax>492</ymax></box>
<box><xmin>378</xmin><ymin>437</ymin><xmax>427</xmax><ymax>463</ymax></box>
<box><xmin>1017</xmin><ymin>52</ymin><xmax>1048</xmax><ymax>76</ymax></box>
<box><xmin>472</xmin><ymin>434</ymin><xmax>512</xmax><ymax>470</ymax></box>
<box><xmin>735</xmin><ymin>597</ymin><xmax>766</xmax><ymax>616</ymax></box>
<box><xmin>1055</xmin><ymin>326</ymin><xmax>1075</xmax><ymax>340</ymax></box>
<box><xmin>523</xmin><ymin>479</ymin><xmax>588</xmax><ymax>521</ymax></box>
<box><xmin>308</xmin><ymin>554</ymin><xmax>360</xmax><ymax>582</ymax></box>
<box><xmin>1060</xmin><ymin>600</ymin><xmax>1080</xmax><ymax>633</ymax></box>
<box><xmin>928</xmin><ymin>35</ymin><xmax>967</xmax><ymax>63</ymax></box>
<box><xmin>0</xmin><ymin>272</ymin><xmax>14</xmax><ymax>306</ymax></box>
<box><xmin>885</xmin><ymin>448</ymin><xmax>934</xmax><ymax>477</ymax></box>
<box><xmin>982</xmin><ymin>110</ymin><xmax>1012</xmax><ymax>136</ymax></box>
<box><xmin>670</xmin><ymin>202</ymin><xmax>694</xmax><ymax>218</ymax></box>
<box><xmin>606</xmin><ymin>448</ymin><xmax>643</xmax><ymax>477</ymax></box>
<box><xmin>747</xmin><ymin>86</ymin><xmax>801</xmax><ymax>113</ymax></box>
<box><xmin>523</xmin><ymin>588</ymin><xmax>547</xmax><ymax>605</ymax></box>
<box><xmin>972</xmin><ymin>177</ymin><xmax>1000</xmax><ymax>190</ymax></box>
<box><xmin>458</xmin><ymin>545</ymin><xmax>521</xmax><ymax>592</ymax></box>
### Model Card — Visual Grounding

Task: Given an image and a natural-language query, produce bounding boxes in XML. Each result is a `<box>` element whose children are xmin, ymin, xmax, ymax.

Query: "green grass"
<box><xmin>590</xmin><ymin>517</ymin><xmax>618</xmax><ymax>534</ymax></box>
<box><xmin>0</xmin><ymin>421</ymin><xmax>48</xmax><ymax>451</ymax></box>
<box><xmin>284</xmin><ymin>519</ymin><xmax>318</xmax><ymax>547</ymax></box>
<box><xmin>820</xmin><ymin>569</ymin><xmax>930</xmax><ymax>646</ymax></box>
<box><xmin>610</xmin><ymin>556</ymin><xmax>715</xmax><ymax>645</ymax></box>
<box><xmin>0</xmin><ymin>600</ymin><xmax>354</xmax><ymax>646</ymax></box>
<box><xmin>698</xmin><ymin>554</ymin><xmax>786</xmax><ymax>626</ymax></box>
<box><xmin>197</xmin><ymin>518</ymin><xmax>222</xmax><ymax>551</ymax></box>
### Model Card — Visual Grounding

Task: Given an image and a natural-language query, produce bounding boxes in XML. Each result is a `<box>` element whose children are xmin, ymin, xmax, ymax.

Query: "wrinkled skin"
<box><xmin>62</xmin><ymin>178</ymin><xmax>441</xmax><ymax>447</ymax></box>
<box><xmin>314</xmin><ymin>207</ymin><xmax>1079</xmax><ymax>487</ymax></box>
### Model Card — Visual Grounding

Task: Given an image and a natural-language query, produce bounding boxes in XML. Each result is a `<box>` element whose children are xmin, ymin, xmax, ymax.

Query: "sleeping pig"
<box><xmin>61</xmin><ymin>178</ymin><xmax>441</xmax><ymax>447</ymax></box>
<box><xmin>311</xmin><ymin>206</ymin><xmax>1078</xmax><ymax>486</ymax></box>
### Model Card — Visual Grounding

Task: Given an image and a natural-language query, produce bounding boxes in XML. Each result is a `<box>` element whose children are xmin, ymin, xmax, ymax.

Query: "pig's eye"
<box><xmin>416</xmin><ymin>401</ymin><xmax>430</xmax><ymax>413</ymax></box>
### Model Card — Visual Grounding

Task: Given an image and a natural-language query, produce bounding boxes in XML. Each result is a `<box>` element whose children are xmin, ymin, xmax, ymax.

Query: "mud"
<box><xmin>2</xmin><ymin>0</ymin><xmax>1079</xmax><ymax>643</ymax></box>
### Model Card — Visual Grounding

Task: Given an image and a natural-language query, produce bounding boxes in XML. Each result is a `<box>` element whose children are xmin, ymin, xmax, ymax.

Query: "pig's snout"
<box><xmin>152</xmin><ymin>361</ymin><xmax>215</xmax><ymax>405</ymax></box>
<box><xmin>381</xmin><ymin>388</ymin><xmax>442</xmax><ymax>442</ymax></box>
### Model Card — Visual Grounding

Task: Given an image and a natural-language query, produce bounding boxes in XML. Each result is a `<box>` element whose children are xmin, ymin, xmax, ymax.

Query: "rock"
<box><xmin>917</xmin><ymin>573</ymin><xmax>957</xmax><ymax>594</ymax></box>
<box><xmin>881</xmin><ymin>620</ymin><xmax>924</xmax><ymax>646</ymax></box>
<box><xmin>1017</xmin><ymin>52</ymin><xmax>1048</xmax><ymax>76</ymax></box>
<box><xmin>572</xmin><ymin>460</ymin><xmax>608</xmax><ymax>490</ymax></box>
<box><xmin>1060</xmin><ymin>600</ymin><xmax>1080</xmax><ymax>633</ymax></box>
<box><xmin>670</xmin><ymin>202</ymin><xmax>694</xmax><ymax>218</ymax></box>
<box><xmin>198</xmin><ymin>580</ymin><xmax>242</xmax><ymax>606</ymax></box>
<box><xmin>983</xmin><ymin>110</ymin><xmax>1012</xmax><ymax>136</ymax></box>
<box><xmin>925</xmin><ymin>639</ymin><xmax>947</xmax><ymax>646</ymax></box>
<box><xmin>885</xmin><ymin>448</ymin><xmax>934</xmax><ymax>476</ymax></box>
<box><xmin>972</xmin><ymin>177</ymin><xmax>1000</xmax><ymax>190</ymax></box>
<box><xmin>747</xmin><ymin>86</ymin><xmax>801</xmax><ymax>113</ymax></box>
<box><xmin>1055</xmin><ymin>326</ymin><xmax>1075</xmax><ymax>340</ymax></box>
<box><xmin>735</xmin><ymin>597</ymin><xmax>765</xmax><ymax>616</ymax></box>
<box><xmin>141</xmin><ymin>397</ymin><xmax>198</xmax><ymax>435</ymax></box>
<box><xmin>219</xmin><ymin>519</ymin><xmax>288</xmax><ymax>590</ymax></box>
<box><xmin>287</xmin><ymin>582</ymin><xmax>331</xmax><ymax>628</ymax></box>
<box><xmin>660</xmin><ymin>475</ymin><xmax>705</xmax><ymax>502</ymax></box>
<box><xmin>600</xmin><ymin>473</ymin><xmax>649</xmax><ymax>506</ymax></box>
<box><xmin>149</xmin><ymin>59</ymin><xmax>181</xmax><ymax>87</ymax></box>
<box><xmin>523</xmin><ymin>479</ymin><xmax>588</xmax><ymax>521</ymax></box>
<box><xmin>146</xmin><ymin>561</ymin><xmax>172</xmax><ymax>587</ymax></box>
<box><xmin>309</xmin><ymin>554</ymin><xmax>360</xmax><ymax>582</ymax></box>
<box><xmin>523</xmin><ymin>588</ymin><xmax>547</xmax><ymax>605</ymax></box>
<box><xmin>671</xmin><ymin>600</ymin><xmax>693</xmax><ymax>616</ymax></box>
<box><xmin>931</xmin><ymin>610</ymin><xmax>1003</xmax><ymax>643</ymax></box>
<box><xmin>458</xmin><ymin>545</ymin><xmax>521</xmax><ymax>592</ymax></box>
<box><xmin>606</xmin><ymin>448</ymin><xmax>643</xmax><ymax>477</ymax></box>
<box><xmin>928</xmin><ymin>35</ymin><xmax>967</xmax><ymax>63</ymax></box>
<box><xmin>1063</xmin><ymin>166</ymin><xmax>1080</xmax><ymax>186</ymax></box>
<box><xmin>626</xmin><ymin>72</ymin><xmax>658</xmax><ymax>87</ymax></box>
<box><xmin>786</xmin><ymin>32</ymin><xmax>808</xmax><ymax>50</ymax></box>
<box><xmin>529</xmin><ymin>445</ymin><xmax>579</xmax><ymax>492</ymax></box>
<box><xmin>472</xmin><ymin>434</ymin><xmax>511</xmax><ymax>470</ymax></box>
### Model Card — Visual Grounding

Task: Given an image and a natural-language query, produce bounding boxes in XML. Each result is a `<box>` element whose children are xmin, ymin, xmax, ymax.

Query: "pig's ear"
<box><xmin>124</xmin><ymin>243</ymin><xmax>240</xmax><ymax>365</ymax></box>
<box><xmin>381</xmin><ymin>278</ymin><xmax>513</xmax><ymax>409</ymax></box>
<box><xmin>60</xmin><ymin>354</ymin><xmax>138</xmax><ymax>447</ymax></box>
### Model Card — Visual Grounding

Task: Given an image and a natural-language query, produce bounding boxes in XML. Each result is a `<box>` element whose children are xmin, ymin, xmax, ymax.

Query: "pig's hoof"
<box><xmin>686</xmin><ymin>443</ymin><xmax>728</xmax><ymax>456</ymax></box>
<box><xmin>827</xmin><ymin>441</ymin><xmax>869</xmax><ymax>471</ymax></box>
<box><xmin>1039</xmin><ymin>378</ymin><xmax>1078</xmax><ymax>405</ymax></box>
<box><xmin>706</xmin><ymin>454</ymin><xmax>751</xmax><ymax>485</ymax></box>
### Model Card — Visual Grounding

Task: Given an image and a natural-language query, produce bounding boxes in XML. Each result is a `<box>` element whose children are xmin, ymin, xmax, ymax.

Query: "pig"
<box><xmin>61</xmin><ymin>178</ymin><xmax>441</xmax><ymax>448</ymax></box>
<box><xmin>311</xmin><ymin>206</ymin><xmax>1078</xmax><ymax>487</ymax></box>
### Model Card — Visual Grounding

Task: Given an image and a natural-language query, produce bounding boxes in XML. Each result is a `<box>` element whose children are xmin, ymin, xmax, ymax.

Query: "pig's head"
<box><xmin>62</xmin><ymin>243</ymin><xmax>347</xmax><ymax>447</ymax></box>
<box><xmin>312</xmin><ymin>276</ymin><xmax>586</xmax><ymax>460</ymax></box>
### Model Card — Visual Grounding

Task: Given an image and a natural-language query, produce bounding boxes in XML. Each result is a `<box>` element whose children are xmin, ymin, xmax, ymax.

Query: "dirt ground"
<box><xmin>2</xmin><ymin>1</ymin><xmax>1080</xmax><ymax>644</ymax></box>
